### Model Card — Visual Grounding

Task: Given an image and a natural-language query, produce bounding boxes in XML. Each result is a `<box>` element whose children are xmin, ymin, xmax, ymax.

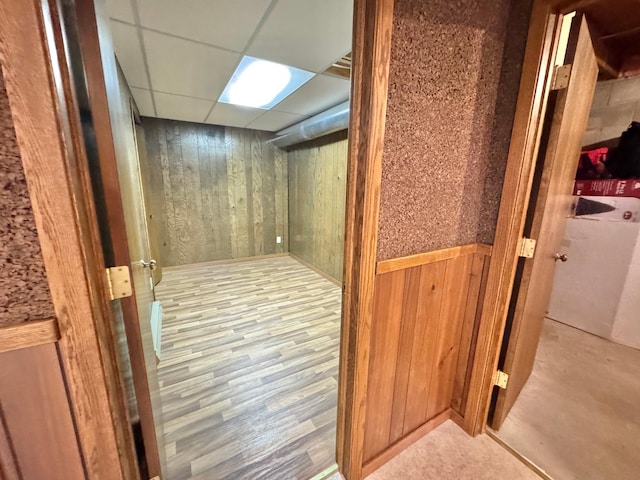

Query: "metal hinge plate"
<box><xmin>552</xmin><ymin>64</ymin><xmax>572</xmax><ymax>90</ymax></box>
<box><xmin>106</xmin><ymin>266</ymin><xmax>132</xmax><ymax>300</ymax></box>
<box><xmin>519</xmin><ymin>237</ymin><xmax>536</xmax><ymax>258</ymax></box>
<box><xmin>494</xmin><ymin>370</ymin><xmax>509</xmax><ymax>389</ymax></box>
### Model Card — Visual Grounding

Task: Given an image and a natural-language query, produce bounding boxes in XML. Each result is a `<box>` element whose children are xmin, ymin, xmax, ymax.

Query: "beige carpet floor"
<box><xmin>365</xmin><ymin>421</ymin><xmax>539</xmax><ymax>480</ymax></box>
<box><xmin>493</xmin><ymin>318</ymin><xmax>640</xmax><ymax>480</ymax></box>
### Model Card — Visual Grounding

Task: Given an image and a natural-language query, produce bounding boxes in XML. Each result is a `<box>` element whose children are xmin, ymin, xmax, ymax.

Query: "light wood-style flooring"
<box><xmin>155</xmin><ymin>256</ymin><xmax>342</xmax><ymax>480</ymax></box>
<box><xmin>493</xmin><ymin>319</ymin><xmax>640</xmax><ymax>480</ymax></box>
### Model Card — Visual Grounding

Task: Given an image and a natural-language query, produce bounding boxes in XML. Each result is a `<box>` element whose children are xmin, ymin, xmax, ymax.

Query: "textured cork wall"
<box><xmin>377</xmin><ymin>0</ymin><xmax>533</xmax><ymax>260</ymax></box>
<box><xmin>0</xmin><ymin>67</ymin><xmax>55</xmax><ymax>325</ymax></box>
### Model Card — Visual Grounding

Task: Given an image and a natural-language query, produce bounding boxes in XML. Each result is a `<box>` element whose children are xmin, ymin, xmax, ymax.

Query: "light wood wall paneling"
<box><xmin>0</xmin><ymin>344</ymin><xmax>86</xmax><ymax>480</ymax></box>
<box><xmin>363</xmin><ymin>244</ymin><xmax>492</xmax><ymax>470</ymax></box>
<box><xmin>288</xmin><ymin>130</ymin><xmax>348</xmax><ymax>282</ymax></box>
<box><xmin>141</xmin><ymin>118</ymin><xmax>288</xmax><ymax>267</ymax></box>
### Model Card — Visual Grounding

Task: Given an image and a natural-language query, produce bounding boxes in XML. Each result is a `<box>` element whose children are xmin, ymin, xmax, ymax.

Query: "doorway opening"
<box><xmin>93</xmin><ymin>1</ymin><xmax>354</xmax><ymax>478</ymax></box>
<box><xmin>488</xmin><ymin>7</ymin><xmax>640</xmax><ymax>480</ymax></box>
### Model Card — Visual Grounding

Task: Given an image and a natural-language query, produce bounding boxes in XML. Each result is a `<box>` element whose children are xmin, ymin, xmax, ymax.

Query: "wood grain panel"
<box><xmin>288</xmin><ymin>131</ymin><xmax>348</xmax><ymax>282</ymax></box>
<box><xmin>363</xmin><ymin>244</ymin><xmax>491</xmax><ymax>468</ymax></box>
<box><xmin>141</xmin><ymin>118</ymin><xmax>288</xmax><ymax>267</ymax></box>
<box><xmin>0</xmin><ymin>318</ymin><xmax>59</xmax><ymax>353</ymax></box>
<box><xmin>363</xmin><ymin>270</ymin><xmax>406</xmax><ymax>459</ymax></box>
<box><xmin>0</xmin><ymin>344</ymin><xmax>85</xmax><ymax>480</ymax></box>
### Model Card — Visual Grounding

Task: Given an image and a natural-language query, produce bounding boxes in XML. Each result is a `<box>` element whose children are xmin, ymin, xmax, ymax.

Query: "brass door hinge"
<box><xmin>494</xmin><ymin>370</ymin><xmax>509</xmax><ymax>389</ymax></box>
<box><xmin>551</xmin><ymin>64</ymin><xmax>571</xmax><ymax>90</ymax></box>
<box><xmin>519</xmin><ymin>237</ymin><xmax>536</xmax><ymax>258</ymax></box>
<box><xmin>106</xmin><ymin>266</ymin><xmax>133</xmax><ymax>300</ymax></box>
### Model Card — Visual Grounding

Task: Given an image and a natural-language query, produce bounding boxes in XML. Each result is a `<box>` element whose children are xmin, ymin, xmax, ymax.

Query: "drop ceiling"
<box><xmin>106</xmin><ymin>0</ymin><xmax>353</xmax><ymax>132</ymax></box>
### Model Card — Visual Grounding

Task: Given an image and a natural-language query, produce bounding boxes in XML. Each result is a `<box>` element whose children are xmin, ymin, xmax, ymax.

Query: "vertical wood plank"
<box><xmin>166</xmin><ymin>121</ymin><xmax>188</xmax><ymax>266</ymax></box>
<box><xmin>197</xmin><ymin>126</ymin><xmax>217</xmax><ymax>258</ymax></box>
<box><xmin>262</xmin><ymin>135</ymin><xmax>277</xmax><ymax>255</ymax></box>
<box><xmin>402</xmin><ymin>260</ymin><xmax>447</xmax><ymax>434</ymax></box>
<box><xmin>426</xmin><ymin>254</ymin><xmax>473</xmax><ymax>419</ymax></box>
<box><xmin>363</xmin><ymin>270</ymin><xmax>405</xmax><ymax>461</ymax></box>
<box><xmin>388</xmin><ymin>266</ymin><xmax>421</xmax><ymax>444</ymax></box>
<box><xmin>251</xmin><ymin>130</ymin><xmax>264</xmax><ymax>255</ymax></box>
<box><xmin>179</xmin><ymin>123</ymin><xmax>204</xmax><ymax>262</ymax></box>
<box><xmin>274</xmin><ymin>145</ymin><xmax>288</xmax><ymax>252</ymax></box>
<box><xmin>211</xmin><ymin>125</ymin><xmax>232</xmax><ymax>260</ymax></box>
<box><xmin>0</xmin><ymin>344</ymin><xmax>85</xmax><ymax>480</ymax></box>
<box><xmin>287</xmin><ymin>131</ymin><xmax>349</xmax><ymax>281</ymax></box>
<box><xmin>451</xmin><ymin>252</ymin><xmax>488</xmax><ymax>414</ymax></box>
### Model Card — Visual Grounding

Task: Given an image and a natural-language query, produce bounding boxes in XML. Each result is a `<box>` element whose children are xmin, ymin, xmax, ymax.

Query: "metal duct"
<box><xmin>271</xmin><ymin>100</ymin><xmax>349</xmax><ymax>148</ymax></box>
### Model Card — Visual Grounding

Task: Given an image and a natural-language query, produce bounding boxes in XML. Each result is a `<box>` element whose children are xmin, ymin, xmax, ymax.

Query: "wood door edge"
<box><xmin>459</xmin><ymin>0</ymin><xmax>565</xmax><ymax>437</ymax></box>
<box><xmin>337</xmin><ymin>0</ymin><xmax>395</xmax><ymax>478</ymax></box>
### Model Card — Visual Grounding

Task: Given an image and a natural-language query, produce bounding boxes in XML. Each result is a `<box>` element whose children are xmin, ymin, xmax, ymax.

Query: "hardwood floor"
<box><xmin>155</xmin><ymin>256</ymin><xmax>341</xmax><ymax>480</ymax></box>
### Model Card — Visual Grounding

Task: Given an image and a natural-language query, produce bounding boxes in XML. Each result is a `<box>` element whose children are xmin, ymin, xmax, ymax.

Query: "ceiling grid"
<box><xmin>106</xmin><ymin>0</ymin><xmax>353</xmax><ymax>131</ymax></box>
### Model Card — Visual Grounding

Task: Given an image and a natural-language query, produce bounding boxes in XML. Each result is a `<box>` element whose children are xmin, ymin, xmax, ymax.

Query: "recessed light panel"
<box><xmin>218</xmin><ymin>56</ymin><xmax>314</xmax><ymax>110</ymax></box>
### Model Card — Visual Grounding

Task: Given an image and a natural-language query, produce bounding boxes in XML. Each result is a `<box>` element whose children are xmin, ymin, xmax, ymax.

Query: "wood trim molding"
<box><xmin>376</xmin><ymin>244</ymin><xmax>492</xmax><ymax>274</ymax></box>
<box><xmin>0</xmin><ymin>0</ymin><xmax>137</xmax><ymax>478</ymax></box>
<box><xmin>0</xmin><ymin>319</ymin><xmax>59</xmax><ymax>354</ymax></box>
<box><xmin>336</xmin><ymin>0</ymin><xmax>395</xmax><ymax>478</ymax></box>
<box><xmin>362</xmin><ymin>409</ymin><xmax>451</xmax><ymax>477</ymax></box>
<box><xmin>461</xmin><ymin>0</ymin><xmax>564</xmax><ymax>436</ymax></box>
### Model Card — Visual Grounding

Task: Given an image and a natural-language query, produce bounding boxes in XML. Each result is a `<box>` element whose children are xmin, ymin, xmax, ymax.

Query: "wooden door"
<box><xmin>491</xmin><ymin>14</ymin><xmax>598</xmax><ymax>429</ymax></box>
<box><xmin>114</xmin><ymin>74</ymin><xmax>167</xmax><ymax>473</ymax></box>
<box><xmin>72</xmin><ymin>0</ymin><xmax>166</xmax><ymax>476</ymax></box>
<box><xmin>134</xmin><ymin>120</ymin><xmax>163</xmax><ymax>285</ymax></box>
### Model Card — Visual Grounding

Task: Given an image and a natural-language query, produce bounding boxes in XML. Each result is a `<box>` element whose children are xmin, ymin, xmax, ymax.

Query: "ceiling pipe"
<box><xmin>271</xmin><ymin>100</ymin><xmax>350</xmax><ymax>148</ymax></box>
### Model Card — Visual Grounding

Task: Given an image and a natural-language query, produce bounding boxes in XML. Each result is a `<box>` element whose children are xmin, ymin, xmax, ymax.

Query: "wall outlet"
<box><xmin>276</xmin><ymin>236</ymin><xmax>282</xmax><ymax>244</ymax></box>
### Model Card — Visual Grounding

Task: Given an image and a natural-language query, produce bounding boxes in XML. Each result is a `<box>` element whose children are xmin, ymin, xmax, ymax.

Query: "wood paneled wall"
<box><xmin>141</xmin><ymin>117</ymin><xmax>288</xmax><ymax>267</ymax></box>
<box><xmin>288</xmin><ymin>131</ymin><xmax>348</xmax><ymax>282</ymax></box>
<box><xmin>0</xmin><ymin>344</ymin><xmax>85</xmax><ymax>480</ymax></box>
<box><xmin>363</xmin><ymin>244</ymin><xmax>491</xmax><ymax>470</ymax></box>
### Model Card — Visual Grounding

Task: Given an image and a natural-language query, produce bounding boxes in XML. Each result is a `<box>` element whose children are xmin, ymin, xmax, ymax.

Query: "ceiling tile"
<box><xmin>131</xmin><ymin>88</ymin><xmax>155</xmax><ymax>117</ymax></box>
<box><xmin>274</xmin><ymin>74</ymin><xmax>350</xmax><ymax>116</ymax></box>
<box><xmin>247</xmin><ymin>111</ymin><xmax>305</xmax><ymax>132</ymax></box>
<box><xmin>206</xmin><ymin>103</ymin><xmax>264</xmax><ymax>128</ymax></box>
<box><xmin>143</xmin><ymin>30</ymin><xmax>240</xmax><ymax>100</ymax></box>
<box><xmin>246</xmin><ymin>0</ymin><xmax>353</xmax><ymax>72</ymax></box>
<box><xmin>136</xmin><ymin>0</ymin><xmax>271</xmax><ymax>52</ymax></box>
<box><xmin>106</xmin><ymin>0</ymin><xmax>135</xmax><ymax>23</ymax></box>
<box><xmin>110</xmin><ymin>21</ymin><xmax>149</xmax><ymax>89</ymax></box>
<box><xmin>154</xmin><ymin>92</ymin><xmax>213</xmax><ymax>123</ymax></box>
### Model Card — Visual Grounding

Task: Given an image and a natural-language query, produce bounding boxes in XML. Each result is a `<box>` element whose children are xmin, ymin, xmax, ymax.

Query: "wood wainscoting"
<box><xmin>363</xmin><ymin>244</ymin><xmax>491</xmax><ymax>475</ymax></box>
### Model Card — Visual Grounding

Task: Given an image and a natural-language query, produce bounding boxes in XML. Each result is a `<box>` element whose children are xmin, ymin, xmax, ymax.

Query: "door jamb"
<box><xmin>461</xmin><ymin>0</ymin><xmax>585</xmax><ymax>435</ymax></box>
<box><xmin>0</xmin><ymin>0</ymin><xmax>139</xmax><ymax>478</ymax></box>
<box><xmin>337</xmin><ymin>0</ymin><xmax>395</xmax><ymax>479</ymax></box>
<box><xmin>2</xmin><ymin>0</ymin><xmax>397</xmax><ymax>479</ymax></box>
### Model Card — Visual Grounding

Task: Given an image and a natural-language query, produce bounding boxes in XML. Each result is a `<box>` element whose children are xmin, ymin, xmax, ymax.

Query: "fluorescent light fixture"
<box><xmin>219</xmin><ymin>56</ymin><xmax>314</xmax><ymax>110</ymax></box>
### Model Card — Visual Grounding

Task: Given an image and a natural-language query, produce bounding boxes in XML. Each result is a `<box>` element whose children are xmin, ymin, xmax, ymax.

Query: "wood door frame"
<box><xmin>2</xmin><ymin>0</ymin><xmax>396</xmax><ymax>479</ymax></box>
<box><xmin>337</xmin><ymin>0</ymin><xmax>395</xmax><ymax>478</ymax></box>
<box><xmin>462</xmin><ymin>0</ymin><xmax>597</xmax><ymax>436</ymax></box>
<box><xmin>0</xmin><ymin>0</ymin><xmax>138</xmax><ymax>478</ymax></box>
